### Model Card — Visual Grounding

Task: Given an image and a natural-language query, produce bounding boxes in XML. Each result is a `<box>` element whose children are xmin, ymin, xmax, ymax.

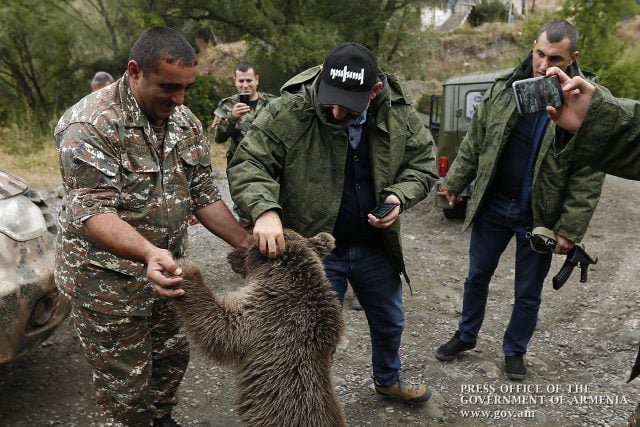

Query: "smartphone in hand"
<box><xmin>369</xmin><ymin>203</ymin><xmax>396</xmax><ymax>219</ymax></box>
<box><xmin>512</xmin><ymin>75</ymin><xmax>563</xmax><ymax>115</ymax></box>
<box><xmin>238</xmin><ymin>93</ymin><xmax>250</xmax><ymax>104</ymax></box>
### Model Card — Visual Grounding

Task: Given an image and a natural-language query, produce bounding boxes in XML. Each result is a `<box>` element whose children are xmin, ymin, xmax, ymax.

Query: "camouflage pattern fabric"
<box><xmin>211</xmin><ymin>92</ymin><xmax>276</xmax><ymax>166</ymax></box>
<box><xmin>54</xmin><ymin>73</ymin><xmax>221</xmax><ymax>316</ymax></box>
<box><xmin>72</xmin><ymin>300</ymin><xmax>188</xmax><ymax>425</ymax></box>
<box><xmin>54</xmin><ymin>72</ymin><xmax>220</xmax><ymax>423</ymax></box>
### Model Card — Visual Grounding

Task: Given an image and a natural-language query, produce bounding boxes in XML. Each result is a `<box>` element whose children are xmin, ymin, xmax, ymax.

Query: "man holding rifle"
<box><xmin>434</xmin><ymin>20</ymin><xmax>605</xmax><ymax>381</ymax></box>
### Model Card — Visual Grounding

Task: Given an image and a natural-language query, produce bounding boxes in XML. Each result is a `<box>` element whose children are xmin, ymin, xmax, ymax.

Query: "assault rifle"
<box><xmin>551</xmin><ymin>243</ymin><xmax>597</xmax><ymax>290</ymax></box>
<box><xmin>529</xmin><ymin>227</ymin><xmax>598</xmax><ymax>290</ymax></box>
<box><xmin>629</xmin><ymin>343</ymin><xmax>640</xmax><ymax>383</ymax></box>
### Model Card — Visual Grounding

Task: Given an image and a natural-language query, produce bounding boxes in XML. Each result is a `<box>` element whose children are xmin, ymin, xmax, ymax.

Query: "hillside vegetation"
<box><xmin>3</xmin><ymin>0</ymin><xmax>640</xmax><ymax>188</ymax></box>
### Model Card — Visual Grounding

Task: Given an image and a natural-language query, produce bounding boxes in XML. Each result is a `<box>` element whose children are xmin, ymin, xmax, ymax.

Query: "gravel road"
<box><xmin>1</xmin><ymin>175</ymin><xmax>639</xmax><ymax>426</ymax></box>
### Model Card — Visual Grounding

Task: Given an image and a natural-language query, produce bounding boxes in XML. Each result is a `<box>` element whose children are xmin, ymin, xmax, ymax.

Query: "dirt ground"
<box><xmin>1</xmin><ymin>174</ymin><xmax>639</xmax><ymax>426</ymax></box>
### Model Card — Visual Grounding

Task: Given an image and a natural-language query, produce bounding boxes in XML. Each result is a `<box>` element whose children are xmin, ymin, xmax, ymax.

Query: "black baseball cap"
<box><xmin>318</xmin><ymin>42</ymin><xmax>378</xmax><ymax>114</ymax></box>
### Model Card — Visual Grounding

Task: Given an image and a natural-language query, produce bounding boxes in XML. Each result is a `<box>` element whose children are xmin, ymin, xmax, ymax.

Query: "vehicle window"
<box><xmin>465</xmin><ymin>90</ymin><xmax>486</xmax><ymax>123</ymax></box>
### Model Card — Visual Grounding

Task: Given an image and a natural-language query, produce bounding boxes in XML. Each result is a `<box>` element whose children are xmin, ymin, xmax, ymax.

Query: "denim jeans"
<box><xmin>458</xmin><ymin>192</ymin><xmax>552</xmax><ymax>356</ymax></box>
<box><xmin>324</xmin><ymin>241</ymin><xmax>404</xmax><ymax>386</ymax></box>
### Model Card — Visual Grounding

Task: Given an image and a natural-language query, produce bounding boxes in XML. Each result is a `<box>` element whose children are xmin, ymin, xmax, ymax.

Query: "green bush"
<box><xmin>415</xmin><ymin>93</ymin><xmax>432</xmax><ymax>114</ymax></box>
<box><xmin>598</xmin><ymin>43</ymin><xmax>640</xmax><ymax>99</ymax></box>
<box><xmin>468</xmin><ymin>0</ymin><xmax>509</xmax><ymax>27</ymax></box>
<box><xmin>184</xmin><ymin>74</ymin><xmax>230</xmax><ymax>130</ymax></box>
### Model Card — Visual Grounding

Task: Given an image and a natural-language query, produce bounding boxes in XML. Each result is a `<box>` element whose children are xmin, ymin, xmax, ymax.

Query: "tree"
<box><xmin>561</xmin><ymin>0</ymin><xmax>638</xmax><ymax>74</ymax></box>
<box><xmin>0</xmin><ymin>0</ymin><xmax>444</xmax><ymax>129</ymax></box>
<box><xmin>0</xmin><ymin>0</ymin><xmax>79</xmax><ymax>126</ymax></box>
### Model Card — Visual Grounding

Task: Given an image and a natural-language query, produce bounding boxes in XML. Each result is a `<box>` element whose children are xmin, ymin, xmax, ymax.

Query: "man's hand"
<box><xmin>552</xmin><ymin>234</ymin><xmax>575</xmax><ymax>255</ymax></box>
<box><xmin>253</xmin><ymin>210</ymin><xmax>285</xmax><ymax>259</ymax></box>
<box><xmin>443</xmin><ymin>188</ymin><xmax>463</xmax><ymax>206</ymax></box>
<box><xmin>367</xmin><ymin>194</ymin><xmax>401</xmax><ymax>228</ymax></box>
<box><xmin>545</xmin><ymin>67</ymin><xmax>596</xmax><ymax>132</ymax></box>
<box><xmin>145</xmin><ymin>248</ymin><xmax>184</xmax><ymax>298</ymax></box>
<box><xmin>231</xmin><ymin>102</ymin><xmax>251</xmax><ymax>120</ymax></box>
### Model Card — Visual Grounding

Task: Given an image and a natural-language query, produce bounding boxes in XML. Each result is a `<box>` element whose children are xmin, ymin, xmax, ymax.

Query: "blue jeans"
<box><xmin>458</xmin><ymin>192</ymin><xmax>552</xmax><ymax>356</ymax></box>
<box><xmin>324</xmin><ymin>242</ymin><xmax>404</xmax><ymax>386</ymax></box>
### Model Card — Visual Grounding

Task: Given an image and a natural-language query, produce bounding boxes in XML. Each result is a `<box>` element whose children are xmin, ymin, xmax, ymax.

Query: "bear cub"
<box><xmin>173</xmin><ymin>229</ymin><xmax>346</xmax><ymax>427</ymax></box>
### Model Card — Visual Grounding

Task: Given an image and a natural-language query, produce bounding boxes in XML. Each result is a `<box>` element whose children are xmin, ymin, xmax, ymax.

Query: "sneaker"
<box><xmin>505</xmin><ymin>355</ymin><xmax>527</xmax><ymax>380</ymax></box>
<box><xmin>374</xmin><ymin>377</ymin><xmax>432</xmax><ymax>404</ymax></box>
<box><xmin>153</xmin><ymin>413</ymin><xmax>181</xmax><ymax>427</ymax></box>
<box><xmin>435</xmin><ymin>331</ymin><xmax>476</xmax><ymax>361</ymax></box>
<box><xmin>351</xmin><ymin>296</ymin><xmax>363</xmax><ymax>311</ymax></box>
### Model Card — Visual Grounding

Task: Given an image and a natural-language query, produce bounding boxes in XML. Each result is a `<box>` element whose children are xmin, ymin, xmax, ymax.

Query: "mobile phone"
<box><xmin>369</xmin><ymin>202</ymin><xmax>396</xmax><ymax>219</ymax></box>
<box><xmin>238</xmin><ymin>93</ymin><xmax>250</xmax><ymax>104</ymax></box>
<box><xmin>512</xmin><ymin>75</ymin><xmax>563</xmax><ymax>115</ymax></box>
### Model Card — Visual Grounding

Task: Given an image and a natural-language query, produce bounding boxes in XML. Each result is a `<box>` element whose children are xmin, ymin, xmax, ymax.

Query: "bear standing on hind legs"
<box><xmin>172</xmin><ymin>229</ymin><xmax>347</xmax><ymax>427</ymax></box>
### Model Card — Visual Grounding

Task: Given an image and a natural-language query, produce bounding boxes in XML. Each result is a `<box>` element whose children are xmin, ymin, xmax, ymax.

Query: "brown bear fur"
<box><xmin>173</xmin><ymin>229</ymin><xmax>347</xmax><ymax>427</ymax></box>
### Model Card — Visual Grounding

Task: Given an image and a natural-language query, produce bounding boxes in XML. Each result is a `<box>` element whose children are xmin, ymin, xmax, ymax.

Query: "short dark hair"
<box><xmin>235</xmin><ymin>62</ymin><xmax>256</xmax><ymax>74</ymax></box>
<box><xmin>129</xmin><ymin>26</ymin><xmax>197</xmax><ymax>74</ymax></box>
<box><xmin>537</xmin><ymin>20</ymin><xmax>578</xmax><ymax>52</ymax></box>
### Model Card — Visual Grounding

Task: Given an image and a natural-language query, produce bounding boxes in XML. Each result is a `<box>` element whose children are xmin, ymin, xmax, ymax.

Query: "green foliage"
<box><xmin>468</xmin><ymin>0</ymin><xmax>509</xmax><ymax>27</ymax></box>
<box><xmin>517</xmin><ymin>11</ymin><xmax>560</xmax><ymax>51</ymax></box>
<box><xmin>517</xmin><ymin>1</ymin><xmax>640</xmax><ymax>90</ymax></box>
<box><xmin>0</xmin><ymin>0</ymin><xmax>77</xmax><ymax>126</ymax></box>
<box><xmin>598</xmin><ymin>43</ymin><xmax>640</xmax><ymax>98</ymax></box>
<box><xmin>184</xmin><ymin>74</ymin><xmax>229</xmax><ymax>130</ymax></box>
<box><xmin>3</xmin><ymin>0</ymin><xmax>638</xmax><ymax>144</ymax></box>
<box><xmin>560</xmin><ymin>0</ymin><xmax>638</xmax><ymax>74</ymax></box>
<box><xmin>416</xmin><ymin>93</ymin><xmax>433</xmax><ymax>114</ymax></box>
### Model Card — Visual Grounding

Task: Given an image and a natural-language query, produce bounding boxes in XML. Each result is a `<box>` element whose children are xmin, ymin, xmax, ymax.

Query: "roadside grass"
<box><xmin>0</xmin><ymin>125</ymin><xmax>60</xmax><ymax>190</ymax></box>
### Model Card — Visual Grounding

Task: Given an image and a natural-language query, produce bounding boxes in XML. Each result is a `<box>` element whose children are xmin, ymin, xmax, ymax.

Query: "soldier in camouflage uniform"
<box><xmin>545</xmin><ymin>67</ymin><xmax>640</xmax><ymax>427</ymax></box>
<box><xmin>54</xmin><ymin>27</ymin><xmax>252</xmax><ymax>427</ymax></box>
<box><xmin>435</xmin><ymin>21</ymin><xmax>605</xmax><ymax>381</ymax></box>
<box><xmin>211</xmin><ymin>62</ymin><xmax>276</xmax><ymax>167</ymax></box>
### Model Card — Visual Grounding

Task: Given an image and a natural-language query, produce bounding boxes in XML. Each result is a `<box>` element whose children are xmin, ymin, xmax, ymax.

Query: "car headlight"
<box><xmin>0</xmin><ymin>195</ymin><xmax>47</xmax><ymax>241</ymax></box>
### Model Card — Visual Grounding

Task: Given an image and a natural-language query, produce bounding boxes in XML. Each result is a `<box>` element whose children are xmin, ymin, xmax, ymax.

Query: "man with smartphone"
<box><xmin>212</xmin><ymin>62</ymin><xmax>276</xmax><ymax>167</ymax></box>
<box><xmin>434</xmin><ymin>20</ymin><xmax>606</xmax><ymax>381</ymax></box>
<box><xmin>228</xmin><ymin>42</ymin><xmax>437</xmax><ymax>403</ymax></box>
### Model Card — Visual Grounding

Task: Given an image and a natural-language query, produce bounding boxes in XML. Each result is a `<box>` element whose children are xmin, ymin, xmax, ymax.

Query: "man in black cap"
<box><xmin>228</xmin><ymin>42</ymin><xmax>437</xmax><ymax>403</ymax></box>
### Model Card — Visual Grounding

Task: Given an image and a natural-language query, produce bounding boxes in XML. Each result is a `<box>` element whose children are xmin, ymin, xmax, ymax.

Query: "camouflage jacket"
<box><xmin>566</xmin><ymin>86</ymin><xmax>640</xmax><ymax>388</ymax></box>
<box><xmin>211</xmin><ymin>92</ymin><xmax>276</xmax><ymax>165</ymax></box>
<box><xmin>570</xmin><ymin>86</ymin><xmax>640</xmax><ymax>180</ymax></box>
<box><xmin>227</xmin><ymin>66</ymin><xmax>437</xmax><ymax>280</ymax></box>
<box><xmin>54</xmin><ymin>73</ymin><xmax>221</xmax><ymax>316</ymax></box>
<box><xmin>444</xmin><ymin>53</ymin><xmax>605</xmax><ymax>242</ymax></box>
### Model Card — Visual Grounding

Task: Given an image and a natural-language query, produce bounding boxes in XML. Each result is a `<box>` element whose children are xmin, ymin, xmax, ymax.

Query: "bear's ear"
<box><xmin>307</xmin><ymin>232</ymin><xmax>336</xmax><ymax>259</ymax></box>
<box><xmin>227</xmin><ymin>248</ymin><xmax>248</xmax><ymax>277</ymax></box>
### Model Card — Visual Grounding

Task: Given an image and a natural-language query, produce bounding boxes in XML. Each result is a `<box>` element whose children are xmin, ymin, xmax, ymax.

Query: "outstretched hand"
<box><xmin>146</xmin><ymin>248</ymin><xmax>184</xmax><ymax>298</ymax></box>
<box><xmin>545</xmin><ymin>67</ymin><xmax>596</xmax><ymax>132</ymax></box>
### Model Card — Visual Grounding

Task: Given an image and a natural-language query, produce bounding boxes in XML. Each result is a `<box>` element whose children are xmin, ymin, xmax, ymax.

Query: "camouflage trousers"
<box><xmin>71</xmin><ymin>298</ymin><xmax>189</xmax><ymax>426</ymax></box>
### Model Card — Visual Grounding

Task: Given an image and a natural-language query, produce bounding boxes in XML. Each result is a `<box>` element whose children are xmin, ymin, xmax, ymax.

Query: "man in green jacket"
<box><xmin>545</xmin><ymin>65</ymin><xmax>639</xmax><ymax>427</ymax></box>
<box><xmin>228</xmin><ymin>42</ymin><xmax>437</xmax><ymax>403</ymax></box>
<box><xmin>434</xmin><ymin>21</ymin><xmax>605</xmax><ymax>381</ymax></box>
